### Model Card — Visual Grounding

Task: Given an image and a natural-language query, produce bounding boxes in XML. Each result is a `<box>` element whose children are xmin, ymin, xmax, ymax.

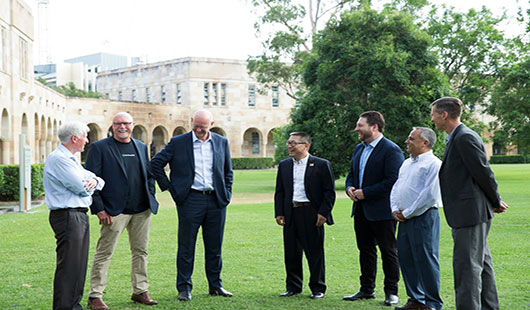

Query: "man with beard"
<box><xmin>86</xmin><ymin>112</ymin><xmax>159</xmax><ymax>309</ymax></box>
<box><xmin>343</xmin><ymin>111</ymin><xmax>404</xmax><ymax>306</ymax></box>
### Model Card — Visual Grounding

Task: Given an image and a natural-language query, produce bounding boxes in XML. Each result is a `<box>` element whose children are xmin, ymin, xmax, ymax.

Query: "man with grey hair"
<box><xmin>390</xmin><ymin>127</ymin><xmax>443</xmax><ymax>310</ymax></box>
<box><xmin>44</xmin><ymin>121</ymin><xmax>105</xmax><ymax>310</ymax></box>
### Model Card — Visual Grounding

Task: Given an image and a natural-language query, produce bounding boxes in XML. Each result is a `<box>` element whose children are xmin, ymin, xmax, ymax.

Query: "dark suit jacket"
<box><xmin>150</xmin><ymin>131</ymin><xmax>233</xmax><ymax>208</ymax></box>
<box><xmin>85</xmin><ymin>137</ymin><xmax>159</xmax><ymax>216</ymax></box>
<box><xmin>274</xmin><ymin>155</ymin><xmax>335</xmax><ymax>226</ymax></box>
<box><xmin>345</xmin><ymin>136</ymin><xmax>404</xmax><ymax>221</ymax></box>
<box><xmin>439</xmin><ymin>124</ymin><xmax>501</xmax><ymax>228</ymax></box>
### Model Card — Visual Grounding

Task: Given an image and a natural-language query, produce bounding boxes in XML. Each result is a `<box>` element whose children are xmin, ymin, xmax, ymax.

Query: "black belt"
<box><xmin>52</xmin><ymin>207</ymin><xmax>88</xmax><ymax>213</ymax></box>
<box><xmin>191</xmin><ymin>189</ymin><xmax>215</xmax><ymax>195</ymax></box>
<box><xmin>293</xmin><ymin>202</ymin><xmax>311</xmax><ymax>208</ymax></box>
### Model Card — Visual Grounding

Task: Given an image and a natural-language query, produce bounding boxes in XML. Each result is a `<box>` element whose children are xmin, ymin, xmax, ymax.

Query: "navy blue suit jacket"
<box><xmin>345</xmin><ymin>136</ymin><xmax>404</xmax><ymax>221</ymax></box>
<box><xmin>85</xmin><ymin>137</ymin><xmax>159</xmax><ymax>216</ymax></box>
<box><xmin>150</xmin><ymin>132</ymin><xmax>233</xmax><ymax>208</ymax></box>
<box><xmin>274</xmin><ymin>155</ymin><xmax>336</xmax><ymax>226</ymax></box>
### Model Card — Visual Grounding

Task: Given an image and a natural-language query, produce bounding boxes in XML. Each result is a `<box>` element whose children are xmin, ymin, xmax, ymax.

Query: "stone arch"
<box><xmin>266</xmin><ymin>128</ymin><xmax>278</xmax><ymax>157</ymax></box>
<box><xmin>53</xmin><ymin>119</ymin><xmax>59</xmax><ymax>149</ymax></box>
<box><xmin>1</xmin><ymin>108</ymin><xmax>10</xmax><ymax>139</ymax></box>
<box><xmin>133</xmin><ymin>125</ymin><xmax>148</xmax><ymax>142</ymax></box>
<box><xmin>242</xmin><ymin>127</ymin><xmax>263</xmax><ymax>157</ymax></box>
<box><xmin>151</xmin><ymin>125</ymin><xmax>168</xmax><ymax>157</ymax></box>
<box><xmin>21</xmin><ymin>113</ymin><xmax>29</xmax><ymax>144</ymax></box>
<box><xmin>172</xmin><ymin>126</ymin><xmax>186</xmax><ymax>137</ymax></box>
<box><xmin>211</xmin><ymin>127</ymin><xmax>226</xmax><ymax>137</ymax></box>
<box><xmin>107</xmin><ymin>126</ymin><xmax>113</xmax><ymax>138</ymax></box>
<box><xmin>46</xmin><ymin>117</ymin><xmax>53</xmax><ymax>156</ymax></box>
<box><xmin>82</xmin><ymin>123</ymin><xmax>102</xmax><ymax>161</ymax></box>
<box><xmin>34</xmin><ymin>113</ymin><xmax>40</xmax><ymax>162</ymax></box>
<box><xmin>39</xmin><ymin>115</ymin><xmax>46</xmax><ymax>162</ymax></box>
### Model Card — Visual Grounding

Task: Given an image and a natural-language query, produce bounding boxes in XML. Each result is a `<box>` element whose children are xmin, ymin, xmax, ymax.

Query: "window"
<box><xmin>132</xmin><ymin>89</ymin><xmax>137</xmax><ymax>101</ymax></box>
<box><xmin>221</xmin><ymin>83</ymin><xmax>227</xmax><ymax>106</ymax></box>
<box><xmin>0</xmin><ymin>27</ymin><xmax>6</xmax><ymax>71</ymax></box>
<box><xmin>118</xmin><ymin>91</ymin><xmax>123</xmax><ymax>101</ymax></box>
<box><xmin>248</xmin><ymin>84</ymin><xmax>256</xmax><ymax>106</ymax></box>
<box><xmin>176</xmin><ymin>83</ymin><xmax>182</xmax><ymax>104</ymax></box>
<box><xmin>212</xmin><ymin>83</ymin><xmax>218</xmax><ymax>105</ymax></box>
<box><xmin>161</xmin><ymin>85</ymin><xmax>166</xmax><ymax>104</ymax></box>
<box><xmin>252</xmin><ymin>132</ymin><xmax>260</xmax><ymax>154</ymax></box>
<box><xmin>203</xmin><ymin>83</ymin><xmax>209</xmax><ymax>105</ymax></box>
<box><xmin>272</xmin><ymin>85</ymin><xmax>279</xmax><ymax>107</ymax></box>
<box><xmin>19</xmin><ymin>37</ymin><xmax>28</xmax><ymax>79</ymax></box>
<box><xmin>146</xmin><ymin>87</ymin><xmax>151</xmax><ymax>103</ymax></box>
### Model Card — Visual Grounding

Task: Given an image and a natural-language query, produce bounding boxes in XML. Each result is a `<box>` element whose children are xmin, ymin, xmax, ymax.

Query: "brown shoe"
<box><xmin>87</xmin><ymin>297</ymin><xmax>109</xmax><ymax>310</ymax></box>
<box><xmin>131</xmin><ymin>291</ymin><xmax>158</xmax><ymax>305</ymax></box>
<box><xmin>395</xmin><ymin>300</ymin><xmax>429</xmax><ymax>310</ymax></box>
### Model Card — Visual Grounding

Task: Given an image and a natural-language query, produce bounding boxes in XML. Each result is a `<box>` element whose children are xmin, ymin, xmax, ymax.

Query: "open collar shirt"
<box><xmin>191</xmin><ymin>131</ymin><xmax>214</xmax><ymax>191</ymax></box>
<box><xmin>43</xmin><ymin>144</ymin><xmax>104</xmax><ymax>210</ymax></box>
<box><xmin>359</xmin><ymin>134</ymin><xmax>383</xmax><ymax>187</ymax></box>
<box><xmin>390</xmin><ymin>150</ymin><xmax>442</xmax><ymax>219</ymax></box>
<box><xmin>292</xmin><ymin>153</ymin><xmax>310</xmax><ymax>203</ymax></box>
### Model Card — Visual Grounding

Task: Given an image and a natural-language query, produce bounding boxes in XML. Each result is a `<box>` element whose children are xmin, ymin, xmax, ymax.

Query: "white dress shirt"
<box><xmin>191</xmin><ymin>131</ymin><xmax>214</xmax><ymax>191</ymax></box>
<box><xmin>390</xmin><ymin>150</ymin><xmax>442</xmax><ymax>219</ymax></box>
<box><xmin>292</xmin><ymin>154</ymin><xmax>310</xmax><ymax>202</ymax></box>
<box><xmin>43</xmin><ymin>144</ymin><xmax>104</xmax><ymax>210</ymax></box>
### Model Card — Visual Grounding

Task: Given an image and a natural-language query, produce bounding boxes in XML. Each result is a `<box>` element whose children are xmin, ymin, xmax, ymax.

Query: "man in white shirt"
<box><xmin>44</xmin><ymin>121</ymin><xmax>104</xmax><ymax>310</ymax></box>
<box><xmin>390</xmin><ymin>127</ymin><xmax>443</xmax><ymax>310</ymax></box>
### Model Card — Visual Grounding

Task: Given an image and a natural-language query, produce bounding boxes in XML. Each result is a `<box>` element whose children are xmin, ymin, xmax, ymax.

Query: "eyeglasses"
<box><xmin>113</xmin><ymin>122</ymin><xmax>133</xmax><ymax>126</ymax></box>
<box><xmin>286</xmin><ymin>141</ymin><xmax>306</xmax><ymax>146</ymax></box>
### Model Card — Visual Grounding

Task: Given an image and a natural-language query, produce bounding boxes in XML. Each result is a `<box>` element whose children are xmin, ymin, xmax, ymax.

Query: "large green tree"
<box><xmin>281</xmin><ymin>8</ymin><xmax>448</xmax><ymax>177</ymax></box>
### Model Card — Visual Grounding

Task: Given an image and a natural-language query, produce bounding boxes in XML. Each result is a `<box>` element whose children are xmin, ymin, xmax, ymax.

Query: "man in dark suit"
<box><xmin>274</xmin><ymin>132</ymin><xmax>335</xmax><ymax>299</ymax></box>
<box><xmin>431</xmin><ymin>97</ymin><xmax>508</xmax><ymax>310</ymax></box>
<box><xmin>343</xmin><ymin>111</ymin><xmax>404</xmax><ymax>306</ymax></box>
<box><xmin>151</xmin><ymin>109</ymin><xmax>233</xmax><ymax>302</ymax></box>
<box><xmin>85</xmin><ymin>112</ymin><xmax>159</xmax><ymax>310</ymax></box>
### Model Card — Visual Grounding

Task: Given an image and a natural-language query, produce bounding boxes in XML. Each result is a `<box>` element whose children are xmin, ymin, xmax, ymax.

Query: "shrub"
<box><xmin>231</xmin><ymin>157</ymin><xmax>275</xmax><ymax>169</ymax></box>
<box><xmin>489</xmin><ymin>154</ymin><xmax>529</xmax><ymax>164</ymax></box>
<box><xmin>0</xmin><ymin>164</ymin><xmax>45</xmax><ymax>201</ymax></box>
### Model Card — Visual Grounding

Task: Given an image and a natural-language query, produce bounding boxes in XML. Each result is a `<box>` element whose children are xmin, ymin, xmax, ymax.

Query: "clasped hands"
<box><xmin>346</xmin><ymin>186</ymin><xmax>365</xmax><ymax>202</ymax></box>
<box><xmin>276</xmin><ymin>214</ymin><xmax>327</xmax><ymax>227</ymax></box>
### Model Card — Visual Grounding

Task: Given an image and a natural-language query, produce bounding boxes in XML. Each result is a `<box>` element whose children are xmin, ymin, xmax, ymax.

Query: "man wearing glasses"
<box><xmin>274</xmin><ymin>132</ymin><xmax>335</xmax><ymax>299</ymax></box>
<box><xmin>85</xmin><ymin>112</ymin><xmax>159</xmax><ymax>309</ymax></box>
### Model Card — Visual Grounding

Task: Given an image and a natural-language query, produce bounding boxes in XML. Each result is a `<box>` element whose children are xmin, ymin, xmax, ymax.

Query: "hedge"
<box><xmin>231</xmin><ymin>157</ymin><xmax>275</xmax><ymax>169</ymax></box>
<box><xmin>489</xmin><ymin>154</ymin><xmax>529</xmax><ymax>164</ymax></box>
<box><xmin>0</xmin><ymin>164</ymin><xmax>45</xmax><ymax>201</ymax></box>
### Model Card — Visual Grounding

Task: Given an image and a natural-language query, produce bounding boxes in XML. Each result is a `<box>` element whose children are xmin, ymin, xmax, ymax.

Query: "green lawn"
<box><xmin>0</xmin><ymin>164</ymin><xmax>528</xmax><ymax>309</ymax></box>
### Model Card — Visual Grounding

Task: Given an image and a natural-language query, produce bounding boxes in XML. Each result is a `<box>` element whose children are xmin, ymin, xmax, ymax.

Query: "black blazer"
<box><xmin>274</xmin><ymin>155</ymin><xmax>336</xmax><ymax>226</ymax></box>
<box><xmin>85</xmin><ymin>137</ymin><xmax>159</xmax><ymax>216</ymax></box>
<box><xmin>150</xmin><ymin>132</ymin><xmax>233</xmax><ymax>208</ymax></box>
<box><xmin>439</xmin><ymin>124</ymin><xmax>501</xmax><ymax>228</ymax></box>
<box><xmin>345</xmin><ymin>137</ymin><xmax>404</xmax><ymax>221</ymax></box>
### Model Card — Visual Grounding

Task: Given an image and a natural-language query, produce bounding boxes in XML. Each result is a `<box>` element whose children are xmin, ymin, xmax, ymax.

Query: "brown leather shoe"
<box><xmin>87</xmin><ymin>297</ymin><xmax>109</xmax><ymax>310</ymax></box>
<box><xmin>131</xmin><ymin>291</ymin><xmax>158</xmax><ymax>305</ymax></box>
<box><xmin>395</xmin><ymin>300</ymin><xmax>428</xmax><ymax>310</ymax></box>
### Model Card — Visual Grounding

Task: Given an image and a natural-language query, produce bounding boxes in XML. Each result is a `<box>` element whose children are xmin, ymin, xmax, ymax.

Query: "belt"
<box><xmin>191</xmin><ymin>189</ymin><xmax>215</xmax><ymax>195</ymax></box>
<box><xmin>51</xmin><ymin>207</ymin><xmax>89</xmax><ymax>213</ymax></box>
<box><xmin>293</xmin><ymin>201</ymin><xmax>311</xmax><ymax>208</ymax></box>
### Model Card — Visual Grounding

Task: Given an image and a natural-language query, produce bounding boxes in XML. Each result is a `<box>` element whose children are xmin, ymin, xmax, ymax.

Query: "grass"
<box><xmin>0</xmin><ymin>164</ymin><xmax>528</xmax><ymax>309</ymax></box>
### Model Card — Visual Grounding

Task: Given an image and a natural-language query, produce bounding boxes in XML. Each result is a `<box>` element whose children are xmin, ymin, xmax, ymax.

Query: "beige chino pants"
<box><xmin>89</xmin><ymin>209</ymin><xmax>152</xmax><ymax>298</ymax></box>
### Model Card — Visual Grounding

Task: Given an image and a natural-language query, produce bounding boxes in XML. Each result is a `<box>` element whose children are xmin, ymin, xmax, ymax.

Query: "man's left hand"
<box><xmin>83</xmin><ymin>178</ymin><xmax>98</xmax><ymax>191</ymax></box>
<box><xmin>494</xmin><ymin>200</ymin><xmax>509</xmax><ymax>213</ymax></box>
<box><xmin>353</xmin><ymin>189</ymin><xmax>365</xmax><ymax>200</ymax></box>
<box><xmin>316</xmin><ymin>214</ymin><xmax>327</xmax><ymax>227</ymax></box>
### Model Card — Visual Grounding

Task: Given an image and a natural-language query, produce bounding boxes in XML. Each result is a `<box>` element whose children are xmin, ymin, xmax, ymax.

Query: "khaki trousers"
<box><xmin>89</xmin><ymin>209</ymin><xmax>152</xmax><ymax>297</ymax></box>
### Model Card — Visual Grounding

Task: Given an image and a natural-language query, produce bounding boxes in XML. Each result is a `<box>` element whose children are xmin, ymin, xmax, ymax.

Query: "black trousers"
<box><xmin>49</xmin><ymin>208</ymin><xmax>89</xmax><ymax>310</ymax></box>
<box><xmin>176</xmin><ymin>191</ymin><xmax>226</xmax><ymax>292</ymax></box>
<box><xmin>283</xmin><ymin>204</ymin><xmax>326</xmax><ymax>294</ymax></box>
<box><xmin>354</xmin><ymin>205</ymin><xmax>399</xmax><ymax>295</ymax></box>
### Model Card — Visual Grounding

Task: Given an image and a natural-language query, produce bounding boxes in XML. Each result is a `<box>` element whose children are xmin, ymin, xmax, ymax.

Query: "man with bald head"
<box><xmin>85</xmin><ymin>112</ymin><xmax>159</xmax><ymax>309</ymax></box>
<box><xmin>151</xmin><ymin>110</ymin><xmax>233</xmax><ymax>301</ymax></box>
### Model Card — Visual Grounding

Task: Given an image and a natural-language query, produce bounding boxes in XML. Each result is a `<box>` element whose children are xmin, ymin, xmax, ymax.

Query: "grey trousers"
<box><xmin>452</xmin><ymin>220</ymin><xmax>499</xmax><ymax>310</ymax></box>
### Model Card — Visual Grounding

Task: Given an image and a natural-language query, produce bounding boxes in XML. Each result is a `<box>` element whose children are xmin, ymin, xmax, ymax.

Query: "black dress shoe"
<box><xmin>310</xmin><ymin>292</ymin><xmax>325</xmax><ymax>299</ymax></box>
<box><xmin>343</xmin><ymin>291</ymin><xmax>376</xmax><ymax>301</ymax></box>
<box><xmin>209</xmin><ymin>287</ymin><xmax>233</xmax><ymax>297</ymax></box>
<box><xmin>395</xmin><ymin>300</ymin><xmax>428</xmax><ymax>310</ymax></box>
<box><xmin>384</xmin><ymin>293</ymin><xmax>399</xmax><ymax>306</ymax></box>
<box><xmin>279</xmin><ymin>291</ymin><xmax>301</xmax><ymax>297</ymax></box>
<box><xmin>178</xmin><ymin>291</ymin><xmax>192</xmax><ymax>301</ymax></box>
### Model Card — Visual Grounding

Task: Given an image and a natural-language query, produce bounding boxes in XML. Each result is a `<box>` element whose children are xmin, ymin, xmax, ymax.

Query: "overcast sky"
<box><xmin>29</xmin><ymin>0</ymin><xmax>529</xmax><ymax>65</ymax></box>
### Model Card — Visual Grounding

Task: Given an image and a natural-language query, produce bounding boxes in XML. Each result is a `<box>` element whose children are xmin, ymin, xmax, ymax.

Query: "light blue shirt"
<box><xmin>43</xmin><ymin>144</ymin><xmax>104</xmax><ymax>210</ymax></box>
<box><xmin>445</xmin><ymin>123</ymin><xmax>462</xmax><ymax>145</ymax></box>
<box><xmin>191</xmin><ymin>131</ymin><xmax>214</xmax><ymax>191</ymax></box>
<box><xmin>359</xmin><ymin>135</ymin><xmax>384</xmax><ymax>187</ymax></box>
